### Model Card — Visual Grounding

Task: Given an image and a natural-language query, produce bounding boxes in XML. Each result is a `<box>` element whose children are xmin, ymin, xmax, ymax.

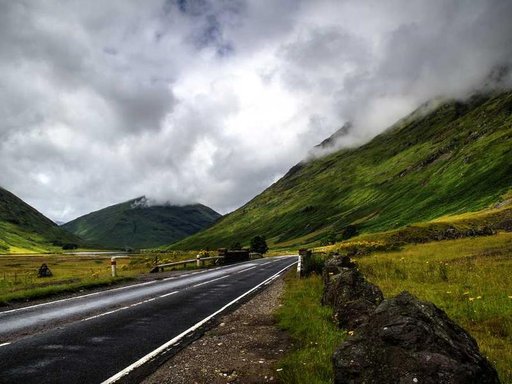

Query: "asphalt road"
<box><xmin>0</xmin><ymin>256</ymin><xmax>297</xmax><ymax>384</ymax></box>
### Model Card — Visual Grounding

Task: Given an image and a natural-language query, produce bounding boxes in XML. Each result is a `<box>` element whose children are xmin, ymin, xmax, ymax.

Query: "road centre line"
<box><xmin>236</xmin><ymin>266</ymin><xmax>257</xmax><ymax>273</ymax></box>
<box><xmin>80</xmin><ymin>266</ymin><xmax>268</xmax><ymax>323</ymax></box>
<box><xmin>159</xmin><ymin>291</ymin><xmax>178</xmax><ymax>298</ymax></box>
<box><xmin>191</xmin><ymin>275</ymin><xmax>230</xmax><ymax>288</ymax></box>
<box><xmin>101</xmin><ymin>260</ymin><xmax>297</xmax><ymax>384</ymax></box>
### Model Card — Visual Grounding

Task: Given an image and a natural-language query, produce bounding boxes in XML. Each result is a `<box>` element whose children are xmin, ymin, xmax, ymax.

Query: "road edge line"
<box><xmin>101</xmin><ymin>258</ymin><xmax>297</xmax><ymax>384</ymax></box>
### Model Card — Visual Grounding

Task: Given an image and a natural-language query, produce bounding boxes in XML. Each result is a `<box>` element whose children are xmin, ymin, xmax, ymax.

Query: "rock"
<box><xmin>334</xmin><ymin>298</ymin><xmax>380</xmax><ymax>330</ymax></box>
<box><xmin>37</xmin><ymin>263</ymin><xmax>52</xmax><ymax>278</ymax></box>
<box><xmin>333</xmin><ymin>291</ymin><xmax>501</xmax><ymax>384</ymax></box>
<box><xmin>322</xmin><ymin>255</ymin><xmax>357</xmax><ymax>292</ymax></box>
<box><xmin>499</xmin><ymin>219</ymin><xmax>512</xmax><ymax>232</ymax></box>
<box><xmin>322</xmin><ymin>256</ymin><xmax>383</xmax><ymax>328</ymax></box>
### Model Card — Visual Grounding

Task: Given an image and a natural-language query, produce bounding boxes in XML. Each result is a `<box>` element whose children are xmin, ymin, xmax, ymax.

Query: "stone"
<box><xmin>322</xmin><ymin>256</ymin><xmax>383</xmax><ymax>329</ymax></box>
<box><xmin>37</xmin><ymin>263</ymin><xmax>52</xmax><ymax>278</ymax></box>
<box><xmin>333</xmin><ymin>291</ymin><xmax>501</xmax><ymax>384</ymax></box>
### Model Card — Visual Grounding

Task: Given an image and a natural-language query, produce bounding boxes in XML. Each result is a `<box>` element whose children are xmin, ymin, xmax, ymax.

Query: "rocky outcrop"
<box><xmin>332</xmin><ymin>291</ymin><xmax>500</xmax><ymax>384</ymax></box>
<box><xmin>322</xmin><ymin>255</ymin><xmax>383</xmax><ymax>329</ymax></box>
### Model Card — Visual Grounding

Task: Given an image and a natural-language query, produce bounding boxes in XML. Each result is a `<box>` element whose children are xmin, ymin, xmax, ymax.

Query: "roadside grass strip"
<box><xmin>276</xmin><ymin>273</ymin><xmax>345</xmax><ymax>384</ymax></box>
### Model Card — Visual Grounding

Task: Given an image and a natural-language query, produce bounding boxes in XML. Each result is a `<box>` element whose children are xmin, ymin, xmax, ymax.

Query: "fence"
<box><xmin>149</xmin><ymin>255</ymin><xmax>225</xmax><ymax>273</ymax></box>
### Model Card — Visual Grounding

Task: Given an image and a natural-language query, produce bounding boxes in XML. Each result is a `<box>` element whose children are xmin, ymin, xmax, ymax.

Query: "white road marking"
<box><xmin>192</xmin><ymin>275</ymin><xmax>230</xmax><ymax>288</ymax></box>
<box><xmin>159</xmin><ymin>291</ymin><xmax>178</xmax><ymax>298</ymax></box>
<box><xmin>0</xmin><ymin>342</ymin><xmax>11</xmax><ymax>348</ymax></box>
<box><xmin>101</xmin><ymin>260</ymin><xmax>297</xmax><ymax>384</ymax></box>
<box><xmin>236</xmin><ymin>266</ymin><xmax>257</xmax><ymax>273</ymax></box>
<box><xmin>81</xmin><ymin>296</ymin><xmax>167</xmax><ymax>323</ymax></box>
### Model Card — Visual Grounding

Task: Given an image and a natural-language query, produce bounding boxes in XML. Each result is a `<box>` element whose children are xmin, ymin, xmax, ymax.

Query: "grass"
<box><xmin>0</xmin><ymin>250</ymin><xmax>201</xmax><ymax>304</ymax></box>
<box><xmin>354</xmin><ymin>232</ymin><xmax>512</xmax><ymax>383</ymax></box>
<box><xmin>276</xmin><ymin>272</ymin><xmax>346</xmax><ymax>384</ymax></box>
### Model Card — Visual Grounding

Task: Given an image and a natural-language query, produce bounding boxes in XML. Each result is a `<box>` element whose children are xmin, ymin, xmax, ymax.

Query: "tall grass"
<box><xmin>276</xmin><ymin>273</ymin><xmax>345</xmax><ymax>384</ymax></box>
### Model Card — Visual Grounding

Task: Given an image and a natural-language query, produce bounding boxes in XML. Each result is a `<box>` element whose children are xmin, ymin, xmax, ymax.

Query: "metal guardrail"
<box><xmin>149</xmin><ymin>255</ymin><xmax>225</xmax><ymax>273</ymax></box>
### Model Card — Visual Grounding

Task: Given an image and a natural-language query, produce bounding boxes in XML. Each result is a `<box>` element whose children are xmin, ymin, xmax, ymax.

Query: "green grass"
<box><xmin>355</xmin><ymin>233</ymin><xmax>512</xmax><ymax>383</ymax></box>
<box><xmin>276</xmin><ymin>273</ymin><xmax>346</xmax><ymax>384</ymax></box>
<box><xmin>171</xmin><ymin>91</ymin><xmax>512</xmax><ymax>250</ymax></box>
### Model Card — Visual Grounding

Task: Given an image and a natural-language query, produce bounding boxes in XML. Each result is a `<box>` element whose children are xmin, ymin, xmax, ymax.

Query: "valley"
<box><xmin>1</xmin><ymin>91</ymin><xmax>511</xmax><ymax>383</ymax></box>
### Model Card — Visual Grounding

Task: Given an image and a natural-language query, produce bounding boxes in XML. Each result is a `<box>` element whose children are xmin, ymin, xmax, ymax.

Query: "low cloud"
<box><xmin>0</xmin><ymin>0</ymin><xmax>511</xmax><ymax>222</ymax></box>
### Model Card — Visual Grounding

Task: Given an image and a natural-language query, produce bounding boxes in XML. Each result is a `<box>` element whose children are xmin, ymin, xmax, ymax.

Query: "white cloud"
<box><xmin>0</xmin><ymin>0</ymin><xmax>511</xmax><ymax>222</ymax></box>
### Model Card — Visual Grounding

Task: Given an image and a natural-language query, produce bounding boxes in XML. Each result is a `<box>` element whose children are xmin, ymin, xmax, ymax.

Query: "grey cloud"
<box><xmin>0</xmin><ymin>0</ymin><xmax>511</xmax><ymax>222</ymax></box>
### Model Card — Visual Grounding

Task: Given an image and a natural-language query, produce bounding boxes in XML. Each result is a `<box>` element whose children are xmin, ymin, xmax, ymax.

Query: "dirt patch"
<box><xmin>142</xmin><ymin>277</ymin><xmax>292</xmax><ymax>384</ymax></box>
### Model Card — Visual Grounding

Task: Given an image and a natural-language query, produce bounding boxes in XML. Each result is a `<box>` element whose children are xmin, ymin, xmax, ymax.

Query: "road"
<box><xmin>0</xmin><ymin>256</ymin><xmax>297</xmax><ymax>384</ymax></box>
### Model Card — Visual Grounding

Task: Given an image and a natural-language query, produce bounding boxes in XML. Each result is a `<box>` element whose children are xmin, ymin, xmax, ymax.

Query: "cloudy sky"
<box><xmin>1</xmin><ymin>0</ymin><xmax>512</xmax><ymax>222</ymax></box>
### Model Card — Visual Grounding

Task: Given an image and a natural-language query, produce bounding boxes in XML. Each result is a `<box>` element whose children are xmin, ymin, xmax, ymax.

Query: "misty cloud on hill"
<box><xmin>0</xmin><ymin>0</ymin><xmax>511</xmax><ymax>222</ymax></box>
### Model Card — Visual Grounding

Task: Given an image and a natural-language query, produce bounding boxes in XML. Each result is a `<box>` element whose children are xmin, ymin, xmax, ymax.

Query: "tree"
<box><xmin>250</xmin><ymin>235</ymin><xmax>268</xmax><ymax>254</ymax></box>
<box><xmin>231</xmin><ymin>242</ymin><xmax>242</xmax><ymax>250</ymax></box>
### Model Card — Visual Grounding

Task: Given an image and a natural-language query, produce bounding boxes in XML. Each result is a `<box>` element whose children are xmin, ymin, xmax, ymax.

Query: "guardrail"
<box><xmin>149</xmin><ymin>255</ymin><xmax>225</xmax><ymax>273</ymax></box>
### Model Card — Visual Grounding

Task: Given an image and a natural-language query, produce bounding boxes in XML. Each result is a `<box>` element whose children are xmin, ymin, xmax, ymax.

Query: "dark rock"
<box><xmin>37</xmin><ymin>263</ymin><xmax>52</xmax><ymax>278</ymax></box>
<box><xmin>499</xmin><ymin>219</ymin><xmax>512</xmax><ymax>232</ymax></box>
<box><xmin>334</xmin><ymin>298</ymin><xmax>380</xmax><ymax>330</ymax></box>
<box><xmin>333</xmin><ymin>291</ymin><xmax>500</xmax><ymax>384</ymax></box>
<box><xmin>321</xmin><ymin>255</ymin><xmax>357</xmax><ymax>304</ymax></box>
<box><xmin>322</xmin><ymin>256</ymin><xmax>383</xmax><ymax>328</ymax></box>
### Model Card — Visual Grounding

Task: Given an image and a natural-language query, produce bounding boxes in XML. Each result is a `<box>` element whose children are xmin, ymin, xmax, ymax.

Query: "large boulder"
<box><xmin>333</xmin><ymin>291</ymin><xmax>500</xmax><ymax>384</ymax></box>
<box><xmin>322</xmin><ymin>255</ymin><xmax>383</xmax><ymax>329</ymax></box>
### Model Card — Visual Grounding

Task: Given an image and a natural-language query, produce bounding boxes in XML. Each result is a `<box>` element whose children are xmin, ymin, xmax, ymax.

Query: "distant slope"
<box><xmin>172</xmin><ymin>91</ymin><xmax>512</xmax><ymax>250</ymax></box>
<box><xmin>63</xmin><ymin>197</ymin><xmax>221</xmax><ymax>249</ymax></box>
<box><xmin>0</xmin><ymin>187</ymin><xmax>81</xmax><ymax>253</ymax></box>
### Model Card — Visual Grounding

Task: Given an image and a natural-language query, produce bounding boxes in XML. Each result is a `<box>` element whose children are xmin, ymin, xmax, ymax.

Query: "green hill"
<box><xmin>62</xmin><ymin>197</ymin><xmax>221</xmax><ymax>249</ymax></box>
<box><xmin>171</xmin><ymin>91</ymin><xmax>512</xmax><ymax>250</ymax></box>
<box><xmin>0</xmin><ymin>187</ymin><xmax>81</xmax><ymax>253</ymax></box>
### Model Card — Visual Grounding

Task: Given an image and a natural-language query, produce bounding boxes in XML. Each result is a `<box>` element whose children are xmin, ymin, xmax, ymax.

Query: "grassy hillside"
<box><xmin>0</xmin><ymin>187</ymin><xmax>81</xmax><ymax>253</ymax></box>
<box><xmin>172</xmin><ymin>91</ymin><xmax>512</xmax><ymax>250</ymax></box>
<box><xmin>63</xmin><ymin>197</ymin><xmax>221</xmax><ymax>249</ymax></box>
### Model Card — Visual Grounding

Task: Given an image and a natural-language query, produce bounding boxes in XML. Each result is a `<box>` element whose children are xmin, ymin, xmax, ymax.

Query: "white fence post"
<box><xmin>111</xmin><ymin>257</ymin><xmax>117</xmax><ymax>277</ymax></box>
<box><xmin>297</xmin><ymin>254</ymin><xmax>302</xmax><ymax>278</ymax></box>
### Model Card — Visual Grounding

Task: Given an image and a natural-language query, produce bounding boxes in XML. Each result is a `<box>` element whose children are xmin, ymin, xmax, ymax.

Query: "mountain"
<box><xmin>0</xmin><ymin>187</ymin><xmax>81</xmax><ymax>253</ymax></box>
<box><xmin>314</xmin><ymin>122</ymin><xmax>352</xmax><ymax>150</ymax></box>
<box><xmin>62</xmin><ymin>197</ymin><xmax>221</xmax><ymax>249</ymax></box>
<box><xmin>171</xmin><ymin>91</ymin><xmax>512</xmax><ymax>250</ymax></box>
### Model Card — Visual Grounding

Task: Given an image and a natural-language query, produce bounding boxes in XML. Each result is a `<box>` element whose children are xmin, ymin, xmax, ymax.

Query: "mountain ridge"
<box><xmin>63</xmin><ymin>197</ymin><xmax>221</xmax><ymax>249</ymax></box>
<box><xmin>0</xmin><ymin>186</ymin><xmax>81</xmax><ymax>253</ymax></box>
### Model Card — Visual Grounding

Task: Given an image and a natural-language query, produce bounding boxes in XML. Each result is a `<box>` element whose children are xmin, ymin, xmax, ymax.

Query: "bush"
<box><xmin>250</xmin><ymin>236</ymin><xmax>268</xmax><ymax>254</ymax></box>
